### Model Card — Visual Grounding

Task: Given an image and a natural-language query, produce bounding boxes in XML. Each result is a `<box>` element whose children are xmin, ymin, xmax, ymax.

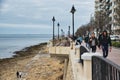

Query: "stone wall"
<box><xmin>49</xmin><ymin>46</ymin><xmax>71</xmax><ymax>54</ymax></box>
<box><xmin>65</xmin><ymin>59</ymin><xmax>74</xmax><ymax>80</ymax></box>
<box><xmin>48</xmin><ymin>40</ymin><xmax>102</xmax><ymax>80</ymax></box>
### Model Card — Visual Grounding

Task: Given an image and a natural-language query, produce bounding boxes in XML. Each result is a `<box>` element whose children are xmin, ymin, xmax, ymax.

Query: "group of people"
<box><xmin>84</xmin><ymin>30</ymin><xmax>112</xmax><ymax>58</ymax></box>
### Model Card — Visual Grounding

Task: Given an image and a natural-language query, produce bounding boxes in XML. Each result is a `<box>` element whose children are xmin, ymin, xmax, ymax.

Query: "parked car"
<box><xmin>110</xmin><ymin>35</ymin><xmax>120</xmax><ymax>41</ymax></box>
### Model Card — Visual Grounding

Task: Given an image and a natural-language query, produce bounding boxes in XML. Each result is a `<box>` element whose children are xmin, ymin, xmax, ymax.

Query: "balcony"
<box><xmin>106</xmin><ymin>0</ymin><xmax>110</xmax><ymax>4</ymax></box>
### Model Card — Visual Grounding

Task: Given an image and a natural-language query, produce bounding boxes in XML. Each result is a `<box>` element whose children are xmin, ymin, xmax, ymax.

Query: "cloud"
<box><xmin>0</xmin><ymin>3</ymin><xmax>10</xmax><ymax>13</ymax></box>
<box><xmin>0</xmin><ymin>23</ymin><xmax>51</xmax><ymax>28</ymax></box>
<box><xmin>0</xmin><ymin>0</ymin><xmax>95</xmax><ymax>34</ymax></box>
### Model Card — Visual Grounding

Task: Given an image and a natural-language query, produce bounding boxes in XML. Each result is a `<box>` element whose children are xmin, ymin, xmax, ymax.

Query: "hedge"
<box><xmin>112</xmin><ymin>41</ymin><xmax>120</xmax><ymax>48</ymax></box>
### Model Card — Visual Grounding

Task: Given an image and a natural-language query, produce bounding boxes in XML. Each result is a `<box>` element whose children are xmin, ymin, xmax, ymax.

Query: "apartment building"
<box><xmin>95</xmin><ymin>0</ymin><xmax>120</xmax><ymax>34</ymax></box>
<box><xmin>112</xmin><ymin>0</ymin><xmax>120</xmax><ymax>34</ymax></box>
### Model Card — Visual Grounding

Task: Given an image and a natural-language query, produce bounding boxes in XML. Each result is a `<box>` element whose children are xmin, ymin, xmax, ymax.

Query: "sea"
<box><xmin>0</xmin><ymin>34</ymin><xmax>52</xmax><ymax>59</ymax></box>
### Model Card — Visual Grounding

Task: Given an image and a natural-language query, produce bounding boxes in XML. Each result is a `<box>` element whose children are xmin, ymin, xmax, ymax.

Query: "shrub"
<box><xmin>112</xmin><ymin>41</ymin><xmax>120</xmax><ymax>48</ymax></box>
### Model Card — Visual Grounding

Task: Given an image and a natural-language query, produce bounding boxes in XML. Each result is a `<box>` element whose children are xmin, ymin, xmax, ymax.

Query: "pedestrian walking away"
<box><xmin>99</xmin><ymin>30</ymin><xmax>112</xmax><ymax>58</ymax></box>
<box><xmin>16</xmin><ymin>71</ymin><xmax>19</xmax><ymax>78</ymax></box>
<box><xmin>89</xmin><ymin>32</ymin><xmax>98</xmax><ymax>53</ymax></box>
<box><xmin>84</xmin><ymin>35</ymin><xmax>90</xmax><ymax>50</ymax></box>
<box><xmin>98</xmin><ymin>32</ymin><xmax>102</xmax><ymax>48</ymax></box>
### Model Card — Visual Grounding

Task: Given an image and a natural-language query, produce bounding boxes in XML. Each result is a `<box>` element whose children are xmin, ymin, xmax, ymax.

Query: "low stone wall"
<box><xmin>65</xmin><ymin>48</ymin><xmax>102</xmax><ymax>80</ymax></box>
<box><xmin>48</xmin><ymin>41</ymin><xmax>102</xmax><ymax>80</ymax></box>
<box><xmin>50</xmin><ymin>54</ymin><xmax>69</xmax><ymax>60</ymax></box>
<box><xmin>49</xmin><ymin>46</ymin><xmax>71</xmax><ymax>54</ymax></box>
<box><xmin>65</xmin><ymin>59</ymin><xmax>74</xmax><ymax>80</ymax></box>
<box><xmin>65</xmin><ymin>50</ymin><xmax>76</xmax><ymax>80</ymax></box>
<box><xmin>50</xmin><ymin>51</ymin><xmax>75</xmax><ymax>80</ymax></box>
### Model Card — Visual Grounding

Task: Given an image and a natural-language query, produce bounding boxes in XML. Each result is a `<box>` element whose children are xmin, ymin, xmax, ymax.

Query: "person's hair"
<box><xmin>103</xmin><ymin>30</ymin><xmax>108</xmax><ymax>36</ymax></box>
<box><xmin>92</xmin><ymin>32</ymin><xmax>95</xmax><ymax>35</ymax></box>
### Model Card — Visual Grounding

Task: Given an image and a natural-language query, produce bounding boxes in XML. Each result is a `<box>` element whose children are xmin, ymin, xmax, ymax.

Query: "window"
<box><xmin>99</xmin><ymin>0</ymin><xmax>102</xmax><ymax>2</ymax></box>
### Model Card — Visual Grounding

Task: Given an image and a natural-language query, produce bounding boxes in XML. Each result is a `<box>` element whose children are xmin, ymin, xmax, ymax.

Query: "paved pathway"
<box><xmin>97</xmin><ymin>47</ymin><xmax>120</xmax><ymax>66</ymax></box>
<box><xmin>81</xmin><ymin>41</ymin><xmax>120</xmax><ymax>66</ymax></box>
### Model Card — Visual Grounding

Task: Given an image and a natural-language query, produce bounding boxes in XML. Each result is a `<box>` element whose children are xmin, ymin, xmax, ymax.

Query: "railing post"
<box><xmin>81</xmin><ymin>52</ymin><xmax>102</xmax><ymax>80</ymax></box>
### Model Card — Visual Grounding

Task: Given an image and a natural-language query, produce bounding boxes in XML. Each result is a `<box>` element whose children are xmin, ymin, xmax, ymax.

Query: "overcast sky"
<box><xmin>0</xmin><ymin>0</ymin><xmax>94</xmax><ymax>34</ymax></box>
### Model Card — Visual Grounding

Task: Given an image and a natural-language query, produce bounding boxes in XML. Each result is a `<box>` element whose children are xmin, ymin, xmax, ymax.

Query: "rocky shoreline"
<box><xmin>0</xmin><ymin>42</ymin><xmax>47</xmax><ymax>65</ymax></box>
<box><xmin>0</xmin><ymin>42</ymin><xmax>65</xmax><ymax>80</ymax></box>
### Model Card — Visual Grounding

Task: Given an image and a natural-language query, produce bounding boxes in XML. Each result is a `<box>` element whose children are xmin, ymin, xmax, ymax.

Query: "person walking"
<box><xmin>16</xmin><ymin>71</ymin><xmax>19</xmax><ymax>78</ymax></box>
<box><xmin>89</xmin><ymin>32</ymin><xmax>98</xmax><ymax>53</ymax></box>
<box><xmin>98</xmin><ymin>32</ymin><xmax>102</xmax><ymax>48</ymax></box>
<box><xmin>99</xmin><ymin>30</ymin><xmax>112</xmax><ymax>58</ymax></box>
<box><xmin>84</xmin><ymin>35</ymin><xmax>90</xmax><ymax>49</ymax></box>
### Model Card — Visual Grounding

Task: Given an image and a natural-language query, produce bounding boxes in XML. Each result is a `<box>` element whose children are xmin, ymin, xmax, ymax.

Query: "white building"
<box><xmin>95</xmin><ymin>0</ymin><xmax>120</xmax><ymax>34</ymax></box>
<box><xmin>111</xmin><ymin>0</ymin><xmax>120</xmax><ymax>34</ymax></box>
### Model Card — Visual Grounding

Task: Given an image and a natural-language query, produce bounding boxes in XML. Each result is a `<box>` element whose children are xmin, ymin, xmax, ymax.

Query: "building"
<box><xmin>95</xmin><ymin>0</ymin><xmax>120</xmax><ymax>34</ymax></box>
<box><xmin>112</xmin><ymin>0</ymin><xmax>120</xmax><ymax>34</ymax></box>
<box><xmin>94</xmin><ymin>0</ymin><xmax>112</xmax><ymax>32</ymax></box>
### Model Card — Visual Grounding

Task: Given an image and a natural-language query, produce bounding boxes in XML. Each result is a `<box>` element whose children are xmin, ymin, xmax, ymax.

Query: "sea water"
<box><xmin>0</xmin><ymin>34</ymin><xmax>52</xmax><ymax>59</ymax></box>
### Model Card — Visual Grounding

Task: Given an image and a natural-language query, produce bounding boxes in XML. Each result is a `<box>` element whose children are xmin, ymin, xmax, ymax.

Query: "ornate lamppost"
<box><xmin>68</xmin><ymin>26</ymin><xmax>70</xmax><ymax>37</ymax></box>
<box><xmin>52</xmin><ymin>16</ymin><xmax>55</xmax><ymax>46</ymax></box>
<box><xmin>57</xmin><ymin>23</ymin><xmax>60</xmax><ymax>39</ymax></box>
<box><xmin>70</xmin><ymin>5</ymin><xmax>76</xmax><ymax>38</ymax></box>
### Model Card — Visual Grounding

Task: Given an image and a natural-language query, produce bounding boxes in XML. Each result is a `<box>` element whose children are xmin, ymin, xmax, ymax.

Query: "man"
<box><xmin>89</xmin><ymin>32</ymin><xmax>98</xmax><ymax>53</ymax></box>
<box><xmin>99</xmin><ymin>30</ymin><xmax>112</xmax><ymax>58</ymax></box>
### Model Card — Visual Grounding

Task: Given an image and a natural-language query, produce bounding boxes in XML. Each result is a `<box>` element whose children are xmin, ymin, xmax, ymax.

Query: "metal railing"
<box><xmin>92</xmin><ymin>56</ymin><xmax>120</xmax><ymax>80</ymax></box>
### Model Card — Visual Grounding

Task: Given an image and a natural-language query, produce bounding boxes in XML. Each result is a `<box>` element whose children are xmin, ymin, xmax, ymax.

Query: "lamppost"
<box><xmin>52</xmin><ymin>16</ymin><xmax>55</xmax><ymax>46</ymax></box>
<box><xmin>68</xmin><ymin>26</ymin><xmax>70</xmax><ymax>37</ymax></box>
<box><xmin>90</xmin><ymin>13</ymin><xmax>94</xmax><ymax>31</ymax></box>
<box><xmin>70</xmin><ymin>5</ymin><xmax>76</xmax><ymax>38</ymax></box>
<box><xmin>57</xmin><ymin>23</ymin><xmax>60</xmax><ymax>39</ymax></box>
<box><xmin>61</xmin><ymin>29</ymin><xmax>64</xmax><ymax>38</ymax></box>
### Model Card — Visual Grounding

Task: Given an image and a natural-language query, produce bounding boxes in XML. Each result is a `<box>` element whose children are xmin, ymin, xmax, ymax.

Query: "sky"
<box><xmin>0</xmin><ymin>0</ymin><xmax>94</xmax><ymax>34</ymax></box>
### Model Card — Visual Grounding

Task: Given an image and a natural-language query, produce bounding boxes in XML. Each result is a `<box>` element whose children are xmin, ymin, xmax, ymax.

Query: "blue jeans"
<box><xmin>102</xmin><ymin>45</ymin><xmax>108</xmax><ymax>58</ymax></box>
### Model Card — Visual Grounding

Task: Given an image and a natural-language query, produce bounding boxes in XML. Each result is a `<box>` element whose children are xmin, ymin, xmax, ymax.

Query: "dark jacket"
<box><xmin>89</xmin><ymin>37</ymin><xmax>98</xmax><ymax>47</ymax></box>
<box><xmin>99</xmin><ymin>35</ymin><xmax>112</xmax><ymax>46</ymax></box>
<box><xmin>84</xmin><ymin>36</ymin><xmax>89</xmax><ymax>43</ymax></box>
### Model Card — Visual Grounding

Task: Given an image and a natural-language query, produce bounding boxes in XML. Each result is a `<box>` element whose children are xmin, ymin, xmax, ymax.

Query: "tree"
<box><xmin>116</xmin><ymin>1</ymin><xmax>120</xmax><ymax>26</ymax></box>
<box><xmin>113</xmin><ymin>1</ymin><xmax>120</xmax><ymax>34</ymax></box>
<box><xmin>75</xmin><ymin>23</ymin><xmax>91</xmax><ymax>37</ymax></box>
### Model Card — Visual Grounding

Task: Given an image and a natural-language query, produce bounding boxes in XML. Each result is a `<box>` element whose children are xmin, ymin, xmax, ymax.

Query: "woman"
<box><xmin>99</xmin><ymin>30</ymin><xmax>112</xmax><ymax>58</ymax></box>
<box><xmin>89</xmin><ymin>32</ymin><xmax>98</xmax><ymax>53</ymax></box>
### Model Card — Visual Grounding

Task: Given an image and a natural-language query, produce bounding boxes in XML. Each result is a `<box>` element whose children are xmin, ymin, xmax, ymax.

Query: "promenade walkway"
<box><xmin>97</xmin><ymin>47</ymin><xmax>120</xmax><ymax>66</ymax></box>
<box><xmin>49</xmin><ymin>40</ymin><xmax>120</xmax><ymax>80</ymax></box>
<box><xmin>81</xmin><ymin>41</ymin><xmax>120</xmax><ymax>66</ymax></box>
<box><xmin>68</xmin><ymin>41</ymin><xmax>120</xmax><ymax>80</ymax></box>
